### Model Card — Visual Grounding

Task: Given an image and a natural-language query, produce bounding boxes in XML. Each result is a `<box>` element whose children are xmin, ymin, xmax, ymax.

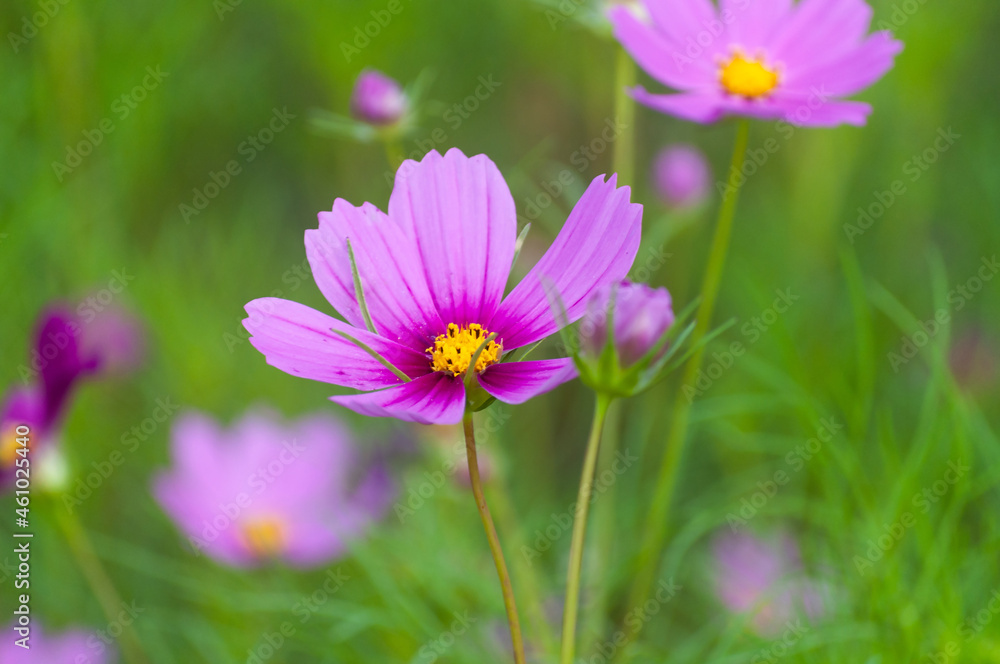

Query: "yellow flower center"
<box><xmin>427</xmin><ymin>323</ymin><xmax>502</xmax><ymax>377</ymax></box>
<box><xmin>2</xmin><ymin>424</ymin><xmax>24</xmax><ymax>468</ymax></box>
<box><xmin>720</xmin><ymin>54</ymin><xmax>779</xmax><ymax>98</ymax></box>
<box><xmin>240</xmin><ymin>517</ymin><xmax>287</xmax><ymax>558</ymax></box>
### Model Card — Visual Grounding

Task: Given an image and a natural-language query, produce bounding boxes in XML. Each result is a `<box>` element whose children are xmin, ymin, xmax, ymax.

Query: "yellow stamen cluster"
<box><xmin>240</xmin><ymin>517</ymin><xmax>287</xmax><ymax>558</ymax></box>
<box><xmin>720</xmin><ymin>54</ymin><xmax>779</xmax><ymax>98</ymax></box>
<box><xmin>2</xmin><ymin>425</ymin><xmax>22</xmax><ymax>468</ymax></box>
<box><xmin>427</xmin><ymin>323</ymin><xmax>502</xmax><ymax>377</ymax></box>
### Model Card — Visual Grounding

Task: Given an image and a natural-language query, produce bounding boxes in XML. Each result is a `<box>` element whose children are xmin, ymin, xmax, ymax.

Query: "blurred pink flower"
<box><xmin>350</xmin><ymin>69</ymin><xmax>408</xmax><ymax>125</ymax></box>
<box><xmin>609</xmin><ymin>0</ymin><xmax>903</xmax><ymax>126</ymax></box>
<box><xmin>712</xmin><ymin>530</ymin><xmax>827</xmax><ymax>636</ymax></box>
<box><xmin>651</xmin><ymin>144</ymin><xmax>711</xmax><ymax>208</ymax></box>
<box><xmin>153</xmin><ymin>409</ymin><xmax>393</xmax><ymax>568</ymax></box>
<box><xmin>80</xmin><ymin>305</ymin><xmax>146</xmax><ymax>376</ymax></box>
<box><xmin>0</xmin><ymin>621</ymin><xmax>111</xmax><ymax>663</ymax></box>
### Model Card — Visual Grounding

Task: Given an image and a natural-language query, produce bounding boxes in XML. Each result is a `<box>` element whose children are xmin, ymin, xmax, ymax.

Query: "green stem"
<box><xmin>463</xmin><ymin>413</ymin><xmax>526</xmax><ymax>664</ymax></box>
<box><xmin>55</xmin><ymin>509</ymin><xmax>151</xmax><ymax>664</ymax></box>
<box><xmin>622</xmin><ymin>119</ymin><xmax>750</xmax><ymax>639</ymax></box>
<box><xmin>560</xmin><ymin>393</ymin><xmax>613</xmax><ymax>664</ymax></box>
<box><xmin>383</xmin><ymin>135</ymin><xmax>405</xmax><ymax>170</ymax></box>
<box><xmin>612</xmin><ymin>47</ymin><xmax>637</xmax><ymax>186</ymax></box>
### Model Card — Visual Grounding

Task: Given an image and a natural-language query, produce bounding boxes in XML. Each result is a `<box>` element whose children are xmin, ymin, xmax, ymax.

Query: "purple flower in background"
<box><xmin>652</xmin><ymin>144</ymin><xmax>711</xmax><ymax>208</ymax></box>
<box><xmin>244</xmin><ymin>148</ymin><xmax>642</xmax><ymax>425</ymax></box>
<box><xmin>1</xmin><ymin>308</ymin><xmax>98</xmax><ymax>484</ymax></box>
<box><xmin>581</xmin><ymin>281</ymin><xmax>675</xmax><ymax>366</ymax></box>
<box><xmin>350</xmin><ymin>69</ymin><xmax>408</xmax><ymax>126</ymax></box>
<box><xmin>609</xmin><ymin>0</ymin><xmax>903</xmax><ymax>126</ymax></box>
<box><xmin>712</xmin><ymin>530</ymin><xmax>828</xmax><ymax>636</ymax></box>
<box><xmin>79</xmin><ymin>304</ymin><xmax>146</xmax><ymax>376</ymax></box>
<box><xmin>153</xmin><ymin>409</ymin><xmax>393</xmax><ymax>567</ymax></box>
<box><xmin>0</xmin><ymin>621</ymin><xmax>112</xmax><ymax>663</ymax></box>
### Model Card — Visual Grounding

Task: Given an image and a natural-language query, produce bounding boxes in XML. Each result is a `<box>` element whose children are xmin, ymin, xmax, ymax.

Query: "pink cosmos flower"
<box><xmin>652</xmin><ymin>144</ymin><xmax>711</xmax><ymax>208</ymax></box>
<box><xmin>609</xmin><ymin>0</ymin><xmax>903</xmax><ymax>126</ymax></box>
<box><xmin>0</xmin><ymin>621</ymin><xmax>111</xmax><ymax>663</ymax></box>
<box><xmin>712</xmin><ymin>530</ymin><xmax>828</xmax><ymax>636</ymax></box>
<box><xmin>350</xmin><ymin>69</ymin><xmax>408</xmax><ymax>126</ymax></box>
<box><xmin>153</xmin><ymin>409</ymin><xmax>392</xmax><ymax>568</ymax></box>
<box><xmin>244</xmin><ymin>148</ymin><xmax>642</xmax><ymax>425</ymax></box>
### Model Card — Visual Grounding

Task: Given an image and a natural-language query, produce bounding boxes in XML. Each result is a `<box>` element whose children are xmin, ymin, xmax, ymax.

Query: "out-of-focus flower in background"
<box><xmin>1</xmin><ymin>304</ymin><xmax>145</xmax><ymax>490</ymax></box>
<box><xmin>608</xmin><ymin>0</ymin><xmax>903</xmax><ymax>126</ymax></box>
<box><xmin>651</xmin><ymin>144</ymin><xmax>711</xmax><ymax>210</ymax></box>
<box><xmin>949</xmin><ymin>329</ymin><xmax>999</xmax><ymax>393</ymax></box>
<box><xmin>153</xmin><ymin>409</ymin><xmax>394</xmax><ymax>568</ymax></box>
<box><xmin>350</xmin><ymin>69</ymin><xmax>408</xmax><ymax>126</ymax></box>
<box><xmin>712</xmin><ymin>530</ymin><xmax>828</xmax><ymax>637</ymax></box>
<box><xmin>0</xmin><ymin>621</ymin><xmax>113</xmax><ymax>663</ymax></box>
<box><xmin>244</xmin><ymin>148</ymin><xmax>641</xmax><ymax>424</ymax></box>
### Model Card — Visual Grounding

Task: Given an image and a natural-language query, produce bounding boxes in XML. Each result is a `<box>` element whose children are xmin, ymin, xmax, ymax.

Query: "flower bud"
<box><xmin>580</xmin><ymin>281</ymin><xmax>675</xmax><ymax>366</ymax></box>
<box><xmin>651</xmin><ymin>144</ymin><xmax>710</xmax><ymax>209</ymax></box>
<box><xmin>349</xmin><ymin>69</ymin><xmax>408</xmax><ymax>126</ymax></box>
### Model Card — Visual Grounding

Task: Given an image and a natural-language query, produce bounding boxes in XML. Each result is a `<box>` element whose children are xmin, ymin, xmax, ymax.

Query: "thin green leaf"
<box><xmin>347</xmin><ymin>238</ymin><xmax>378</xmax><ymax>335</ymax></box>
<box><xmin>332</xmin><ymin>329</ymin><xmax>411</xmax><ymax>383</ymax></box>
<box><xmin>512</xmin><ymin>223</ymin><xmax>532</xmax><ymax>271</ymax></box>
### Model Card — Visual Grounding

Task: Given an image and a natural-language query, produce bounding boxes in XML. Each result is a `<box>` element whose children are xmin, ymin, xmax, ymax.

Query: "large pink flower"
<box><xmin>609</xmin><ymin>0</ymin><xmax>903</xmax><ymax>126</ymax></box>
<box><xmin>244</xmin><ymin>148</ymin><xmax>642</xmax><ymax>424</ymax></box>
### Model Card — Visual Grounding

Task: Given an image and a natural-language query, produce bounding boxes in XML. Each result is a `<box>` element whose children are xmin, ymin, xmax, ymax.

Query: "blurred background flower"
<box><xmin>712</xmin><ymin>530</ymin><xmax>829</xmax><ymax>637</ymax></box>
<box><xmin>153</xmin><ymin>408</ymin><xmax>393</xmax><ymax>567</ymax></box>
<box><xmin>0</xmin><ymin>621</ymin><xmax>114</xmax><ymax>663</ymax></box>
<box><xmin>350</xmin><ymin>69</ymin><xmax>408</xmax><ymax>126</ymax></box>
<box><xmin>651</xmin><ymin>144</ymin><xmax>711</xmax><ymax>210</ymax></box>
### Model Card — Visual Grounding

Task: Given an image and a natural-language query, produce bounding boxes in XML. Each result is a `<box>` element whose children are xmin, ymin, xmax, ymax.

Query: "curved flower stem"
<box><xmin>383</xmin><ymin>136</ymin><xmax>405</xmax><ymax>170</ymax></box>
<box><xmin>560</xmin><ymin>393</ymin><xmax>613</xmax><ymax>664</ymax></box>
<box><xmin>622</xmin><ymin>119</ymin><xmax>751</xmax><ymax>644</ymax></box>
<box><xmin>55</xmin><ymin>508</ymin><xmax>151</xmax><ymax>664</ymax></box>
<box><xmin>612</xmin><ymin>47</ymin><xmax>637</xmax><ymax>186</ymax></box>
<box><xmin>463</xmin><ymin>412</ymin><xmax>526</xmax><ymax>664</ymax></box>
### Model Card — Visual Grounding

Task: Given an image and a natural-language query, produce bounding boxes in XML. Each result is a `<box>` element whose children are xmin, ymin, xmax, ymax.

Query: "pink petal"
<box><xmin>770</xmin><ymin>94</ymin><xmax>872</xmax><ymax>126</ymax></box>
<box><xmin>330</xmin><ymin>372</ymin><xmax>466</xmax><ymax>425</ymax></box>
<box><xmin>477</xmin><ymin>358</ymin><xmax>578</xmax><ymax>405</ymax></box>
<box><xmin>488</xmin><ymin>175</ymin><xmax>642</xmax><ymax>350</ymax></box>
<box><xmin>769</xmin><ymin>0</ymin><xmax>874</xmax><ymax>72</ymax></box>
<box><xmin>781</xmin><ymin>31</ymin><xmax>903</xmax><ymax>97</ymax></box>
<box><xmin>721</xmin><ymin>0</ymin><xmax>792</xmax><ymax>47</ymax></box>
<box><xmin>608</xmin><ymin>6</ymin><xmax>713</xmax><ymax>90</ymax></box>
<box><xmin>388</xmin><ymin>148</ymin><xmax>516</xmax><ymax>327</ymax></box>
<box><xmin>628</xmin><ymin>87</ymin><xmax>727</xmax><ymax>123</ymax></box>
<box><xmin>642</xmin><ymin>0</ymin><xmax>719</xmax><ymax>54</ymax></box>
<box><xmin>306</xmin><ymin>200</ymin><xmax>443</xmax><ymax>348</ymax></box>
<box><xmin>244</xmin><ymin>298</ymin><xmax>429</xmax><ymax>390</ymax></box>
